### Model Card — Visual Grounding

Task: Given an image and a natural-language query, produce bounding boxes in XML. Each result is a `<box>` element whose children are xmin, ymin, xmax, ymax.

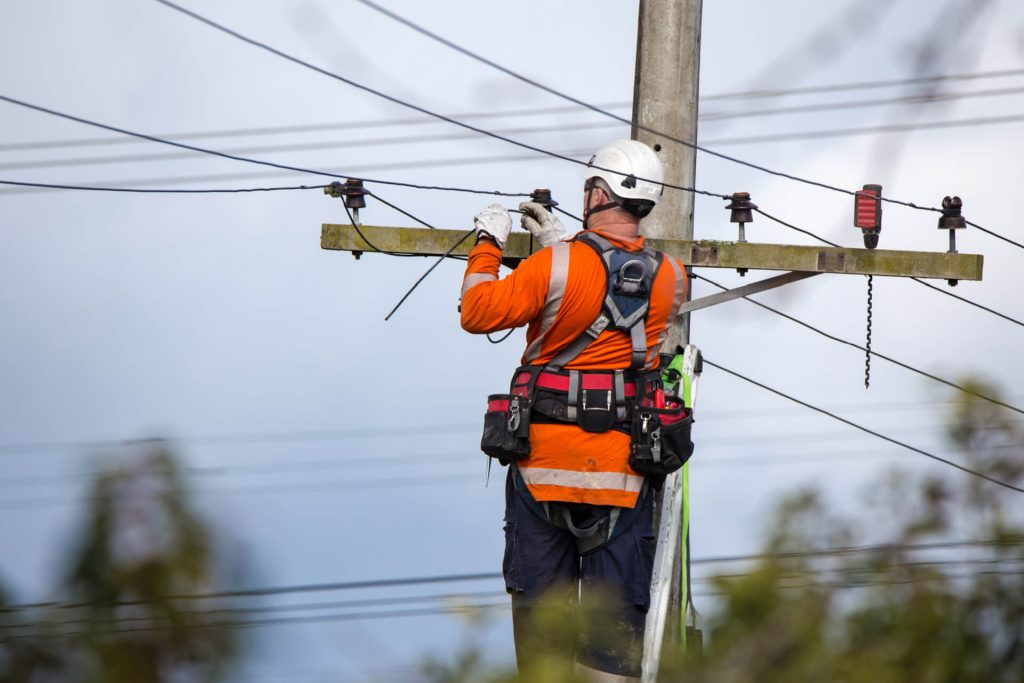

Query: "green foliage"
<box><xmin>0</xmin><ymin>441</ymin><xmax>241</xmax><ymax>683</ymax></box>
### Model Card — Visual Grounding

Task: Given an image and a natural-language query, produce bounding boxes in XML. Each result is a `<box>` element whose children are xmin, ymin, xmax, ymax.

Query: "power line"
<box><xmin>696</xmin><ymin>273</ymin><xmax>1024</xmax><ymax>416</ymax></box>
<box><xmin>700</xmin><ymin>67</ymin><xmax>1024</xmax><ymax>102</ymax></box>
<box><xmin>966</xmin><ymin>219</ymin><xmax>1024</xmax><ymax>251</ymax></box>
<box><xmin>702</xmin><ymin>112</ymin><xmax>1024</xmax><ymax>147</ymax></box>
<box><xmin>8</xmin><ymin>90</ymin><xmax>1024</xmax><ymax>172</ymax></box>
<box><xmin>2</xmin><ymin>572</ymin><xmax>505</xmax><ymax>613</ymax></box>
<box><xmin>0</xmin><ymin>103</ymin><xmax>628</xmax><ymax>153</ymax></box>
<box><xmin>0</xmin><ymin>149</ymin><xmax>591</xmax><ymax>198</ymax></box>
<box><xmin>699</xmin><ymin>85</ymin><xmax>1024</xmax><ymax>122</ymax></box>
<box><xmin>0</xmin><ymin>179</ymin><xmax>326</xmax><ymax>194</ymax></box>
<box><xmin>4</xmin><ymin>589</ymin><xmax>513</xmax><ymax>633</ymax></box>
<box><xmin>8</xmin><ymin>107</ymin><xmax>1024</xmax><ymax>196</ymax></box>
<box><xmin>0</xmin><ymin>423</ymin><xmax>478</xmax><ymax>456</ymax></box>
<box><xmin>154</xmin><ymin>0</ymin><xmax>728</xmax><ymax>201</ymax></box>
<box><xmin>345</xmin><ymin>0</ymin><xmax>969</xmax><ymax>217</ymax></box>
<box><xmin>5</xmin><ymin>536</ymin><xmax>1018</xmax><ymax>614</ymax></box>
<box><xmin>0</xmin><ymin>94</ymin><xmax>529</xmax><ymax>198</ymax></box>
<box><xmin>704</xmin><ymin>358</ymin><xmax>1024</xmax><ymax>494</ymax></box>
<box><xmin>14</xmin><ymin>555</ymin><xmax>1024</xmax><ymax>635</ymax></box>
<box><xmin>6</xmin><ymin>67</ymin><xmax>1023</xmax><ymax>154</ymax></box>
<box><xmin>0</xmin><ymin>121</ymin><xmax>622</xmax><ymax>173</ymax></box>
<box><xmin>910</xmin><ymin>277</ymin><xmax>1024</xmax><ymax>328</ymax></box>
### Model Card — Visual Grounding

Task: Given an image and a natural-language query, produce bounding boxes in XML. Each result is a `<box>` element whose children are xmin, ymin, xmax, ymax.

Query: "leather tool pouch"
<box><xmin>481</xmin><ymin>394</ymin><xmax>531</xmax><ymax>464</ymax></box>
<box><xmin>577</xmin><ymin>387</ymin><xmax>617</xmax><ymax>433</ymax></box>
<box><xmin>573</xmin><ymin>374</ymin><xmax>619</xmax><ymax>433</ymax></box>
<box><xmin>629</xmin><ymin>401</ymin><xmax>694</xmax><ymax>476</ymax></box>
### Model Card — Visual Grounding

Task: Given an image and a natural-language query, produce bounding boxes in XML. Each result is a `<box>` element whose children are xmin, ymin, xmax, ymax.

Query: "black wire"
<box><xmin>5</xmin><ymin>589</ymin><xmax>513</xmax><ymax>632</ymax></box>
<box><xmin>340</xmin><ymin>203</ymin><xmax>421</xmax><ymax>257</ymax></box>
<box><xmin>364</xmin><ymin>189</ymin><xmax>435</xmax><ymax>230</ymax></box>
<box><xmin>384</xmin><ymin>229</ymin><xmax>476</xmax><ymax>321</ymax></box>
<box><xmin>699</xmin><ymin>86</ymin><xmax>1024</xmax><ymax>122</ymax></box>
<box><xmin>909</xmin><ymin>277</ymin><xmax>1024</xmax><ymax>329</ymax></box>
<box><xmin>0</xmin><ymin>149</ymin><xmax>588</xmax><ymax>199</ymax></box>
<box><xmin>2</xmin><ymin>572</ymin><xmax>504</xmax><ymax>613</ymax></box>
<box><xmin>704</xmin><ymin>112</ymin><xmax>1024</xmax><ymax>148</ymax></box>
<box><xmin>153</xmin><ymin>0</ymin><xmax>730</xmax><ymax>202</ymax></box>
<box><xmin>754</xmin><ymin>208</ymin><xmax>841</xmax><ymax>246</ymax></box>
<box><xmin>363</xmin><ymin>188</ymin><xmax>465</xmax><ymax>260</ymax></box>
<box><xmin>487</xmin><ymin>329</ymin><xmax>515</xmax><ymax>344</ymax></box>
<box><xmin>703</xmin><ymin>358</ymin><xmax>1024</xmax><ymax>494</ymax></box>
<box><xmin>697</xmin><ymin>274</ymin><xmax>1024</xmax><ymax>417</ymax></box>
<box><xmin>753</xmin><ymin>207</ymin><xmax>1024</xmax><ymax>329</ymax></box>
<box><xmin>10</xmin><ymin>92</ymin><xmax>1022</xmax><ymax>173</ymax></box>
<box><xmin>701</xmin><ymin>67</ymin><xmax>1024</xmax><ymax>102</ymax></box>
<box><xmin>0</xmin><ymin>121</ymin><xmax>619</xmax><ymax>173</ymax></box>
<box><xmin>5</xmin><ymin>536</ymin><xmax>1019</xmax><ymax>614</ymax></box>
<box><xmin>967</xmin><ymin>219</ymin><xmax>1024</xmax><ymax>250</ymax></box>
<box><xmin>350</xmin><ymin>0</ymin><xmax>957</xmax><ymax>216</ymax></box>
<box><xmin>554</xmin><ymin>205</ymin><xmax>584</xmax><ymax>224</ymax></box>
<box><xmin>0</xmin><ymin>178</ymin><xmax>326</xmax><ymax>194</ymax></box>
<box><xmin>0</xmin><ymin>93</ymin><xmax>528</xmax><ymax>198</ymax></box>
<box><xmin>7</xmin><ymin>67</ymin><xmax>1023</xmax><ymax>154</ymax></box>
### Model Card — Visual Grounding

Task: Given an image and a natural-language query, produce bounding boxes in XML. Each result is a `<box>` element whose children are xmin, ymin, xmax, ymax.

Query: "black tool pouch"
<box><xmin>572</xmin><ymin>374</ymin><xmax>618</xmax><ymax>433</ymax></box>
<box><xmin>629</xmin><ymin>403</ymin><xmax>694</xmax><ymax>476</ymax></box>
<box><xmin>481</xmin><ymin>394</ymin><xmax>532</xmax><ymax>463</ymax></box>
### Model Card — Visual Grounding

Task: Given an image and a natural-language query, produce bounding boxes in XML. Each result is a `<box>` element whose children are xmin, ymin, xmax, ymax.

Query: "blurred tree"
<box><xmin>0</xmin><ymin>440</ymin><xmax>241</xmax><ymax>683</ymax></box>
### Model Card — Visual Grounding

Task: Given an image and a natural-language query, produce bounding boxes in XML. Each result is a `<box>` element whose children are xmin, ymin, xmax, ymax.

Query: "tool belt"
<box><xmin>480</xmin><ymin>364</ymin><xmax>693</xmax><ymax>475</ymax></box>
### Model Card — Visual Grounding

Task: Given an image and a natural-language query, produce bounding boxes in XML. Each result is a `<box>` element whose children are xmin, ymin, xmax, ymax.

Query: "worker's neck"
<box><xmin>587</xmin><ymin>211</ymin><xmax>641</xmax><ymax>240</ymax></box>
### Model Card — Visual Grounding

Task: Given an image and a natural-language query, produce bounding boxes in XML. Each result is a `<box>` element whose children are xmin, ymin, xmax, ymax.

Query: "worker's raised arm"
<box><xmin>459</xmin><ymin>204</ymin><xmax>551</xmax><ymax>334</ymax></box>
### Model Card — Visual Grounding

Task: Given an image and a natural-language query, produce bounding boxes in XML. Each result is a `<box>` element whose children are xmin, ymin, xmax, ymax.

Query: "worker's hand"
<box><xmin>473</xmin><ymin>204</ymin><xmax>512</xmax><ymax>248</ymax></box>
<box><xmin>519</xmin><ymin>202</ymin><xmax>569</xmax><ymax>247</ymax></box>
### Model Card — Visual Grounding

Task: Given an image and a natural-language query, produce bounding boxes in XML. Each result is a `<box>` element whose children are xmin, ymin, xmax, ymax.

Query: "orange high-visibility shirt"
<box><xmin>461</xmin><ymin>229</ymin><xmax>688</xmax><ymax>508</ymax></box>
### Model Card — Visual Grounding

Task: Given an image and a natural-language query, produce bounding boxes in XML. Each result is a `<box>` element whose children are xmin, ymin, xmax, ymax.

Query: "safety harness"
<box><xmin>510</xmin><ymin>231</ymin><xmax>669</xmax><ymax>552</ymax></box>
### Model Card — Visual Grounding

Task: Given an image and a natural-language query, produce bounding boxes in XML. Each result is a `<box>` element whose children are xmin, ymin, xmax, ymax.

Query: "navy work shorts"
<box><xmin>502</xmin><ymin>469</ymin><xmax>655</xmax><ymax>677</ymax></box>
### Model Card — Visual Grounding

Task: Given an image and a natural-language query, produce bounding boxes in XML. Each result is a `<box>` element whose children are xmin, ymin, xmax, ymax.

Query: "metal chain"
<box><xmin>865</xmin><ymin>275</ymin><xmax>873</xmax><ymax>389</ymax></box>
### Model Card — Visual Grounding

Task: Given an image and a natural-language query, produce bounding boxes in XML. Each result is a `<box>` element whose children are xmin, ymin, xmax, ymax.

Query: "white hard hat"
<box><xmin>586</xmin><ymin>139</ymin><xmax>665</xmax><ymax>205</ymax></box>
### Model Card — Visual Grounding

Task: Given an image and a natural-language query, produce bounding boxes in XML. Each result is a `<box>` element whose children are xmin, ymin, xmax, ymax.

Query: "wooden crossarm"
<box><xmin>321</xmin><ymin>224</ymin><xmax>984</xmax><ymax>281</ymax></box>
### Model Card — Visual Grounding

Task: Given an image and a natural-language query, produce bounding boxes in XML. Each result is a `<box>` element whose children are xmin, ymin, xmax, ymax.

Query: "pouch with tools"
<box><xmin>629</xmin><ymin>396</ymin><xmax>693</xmax><ymax>476</ymax></box>
<box><xmin>480</xmin><ymin>393</ymin><xmax>531</xmax><ymax>463</ymax></box>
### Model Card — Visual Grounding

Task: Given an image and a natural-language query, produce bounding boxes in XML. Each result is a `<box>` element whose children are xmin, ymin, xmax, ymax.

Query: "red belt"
<box><xmin>514</xmin><ymin>370</ymin><xmax>640</xmax><ymax>397</ymax></box>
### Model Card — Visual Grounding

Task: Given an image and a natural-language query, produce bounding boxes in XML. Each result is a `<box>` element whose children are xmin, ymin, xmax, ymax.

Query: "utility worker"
<box><xmin>461</xmin><ymin>140</ymin><xmax>689</xmax><ymax>682</ymax></box>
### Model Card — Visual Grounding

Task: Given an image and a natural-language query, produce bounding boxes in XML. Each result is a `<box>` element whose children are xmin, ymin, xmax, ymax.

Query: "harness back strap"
<box><xmin>549</xmin><ymin>232</ymin><xmax>662</xmax><ymax>371</ymax></box>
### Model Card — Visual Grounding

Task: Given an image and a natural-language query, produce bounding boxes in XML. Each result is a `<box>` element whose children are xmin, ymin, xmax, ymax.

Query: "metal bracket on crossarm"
<box><xmin>677</xmin><ymin>271</ymin><xmax>821</xmax><ymax>316</ymax></box>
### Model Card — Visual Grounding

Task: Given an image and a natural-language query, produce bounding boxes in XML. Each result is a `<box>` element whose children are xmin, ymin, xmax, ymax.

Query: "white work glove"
<box><xmin>473</xmin><ymin>204</ymin><xmax>512</xmax><ymax>248</ymax></box>
<box><xmin>519</xmin><ymin>202</ymin><xmax>570</xmax><ymax>247</ymax></box>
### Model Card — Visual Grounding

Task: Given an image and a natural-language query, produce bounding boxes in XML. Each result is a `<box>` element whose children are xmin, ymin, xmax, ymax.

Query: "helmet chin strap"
<box><xmin>583</xmin><ymin>179</ymin><xmax>621</xmax><ymax>230</ymax></box>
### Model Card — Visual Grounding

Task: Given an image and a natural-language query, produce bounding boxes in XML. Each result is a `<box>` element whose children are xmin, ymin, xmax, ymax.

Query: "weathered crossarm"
<box><xmin>321</xmin><ymin>224</ymin><xmax>984</xmax><ymax>281</ymax></box>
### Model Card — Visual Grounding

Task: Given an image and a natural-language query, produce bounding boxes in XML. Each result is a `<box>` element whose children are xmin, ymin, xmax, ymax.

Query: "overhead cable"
<box><xmin>0</xmin><ymin>93</ymin><xmax>528</xmax><ymax>198</ymax></box>
<box><xmin>5</xmin><ymin>536</ymin><xmax>1018</xmax><ymax>614</ymax></box>
<box><xmin>704</xmin><ymin>358</ymin><xmax>1024</xmax><ymax>494</ymax></box>
<box><xmin>5</xmin><ymin>67</ymin><xmax>1024</xmax><ymax>154</ymax></box>
<box><xmin>0</xmin><ymin>178</ymin><xmax>325</xmax><ymax>194</ymax></box>
<box><xmin>347</xmin><ymin>0</ymin><xmax>963</xmax><ymax>216</ymax></box>
<box><xmin>697</xmin><ymin>273</ymin><xmax>1024</xmax><ymax>416</ymax></box>
<box><xmin>8</xmin><ymin>89</ymin><xmax>1024</xmax><ymax>168</ymax></box>
<box><xmin>153</xmin><ymin>0</ymin><xmax>729</xmax><ymax>201</ymax></box>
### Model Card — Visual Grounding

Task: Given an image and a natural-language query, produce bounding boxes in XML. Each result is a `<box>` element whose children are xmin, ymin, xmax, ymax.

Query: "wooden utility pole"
<box><xmin>633</xmin><ymin>0</ymin><xmax>702</xmax><ymax>350</ymax></box>
<box><xmin>632</xmin><ymin>0</ymin><xmax>703</xmax><ymax>673</ymax></box>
